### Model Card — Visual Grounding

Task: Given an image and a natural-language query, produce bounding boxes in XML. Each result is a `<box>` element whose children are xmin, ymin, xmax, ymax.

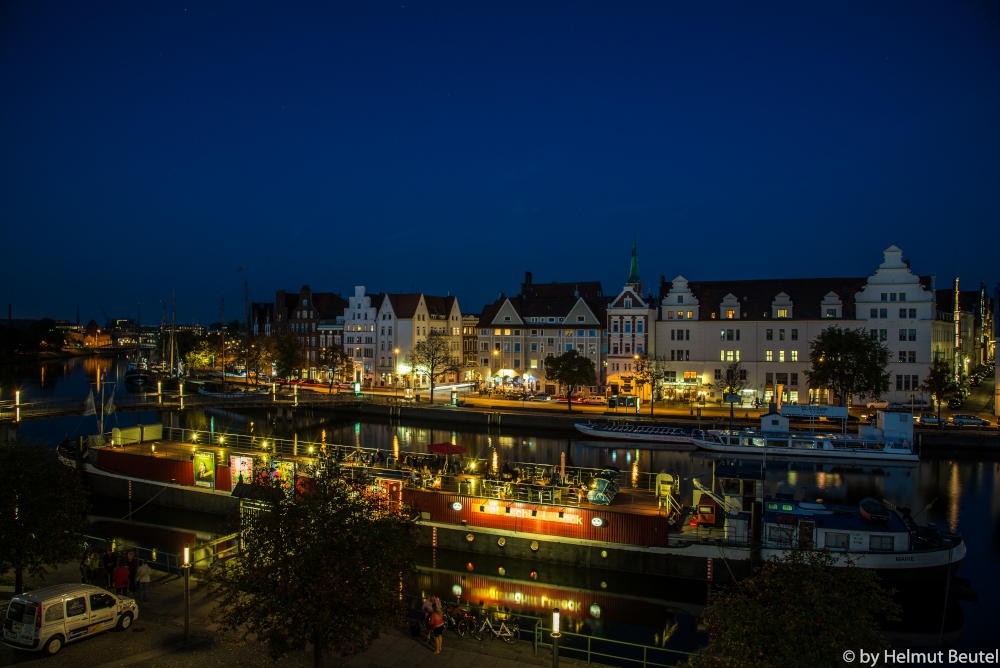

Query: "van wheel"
<box><xmin>43</xmin><ymin>635</ymin><xmax>64</xmax><ymax>656</ymax></box>
<box><xmin>116</xmin><ymin>612</ymin><xmax>133</xmax><ymax>631</ymax></box>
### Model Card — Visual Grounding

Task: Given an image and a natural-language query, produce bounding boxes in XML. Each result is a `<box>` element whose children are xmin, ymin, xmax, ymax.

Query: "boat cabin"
<box><xmin>762</xmin><ymin>498</ymin><xmax>910</xmax><ymax>553</ymax></box>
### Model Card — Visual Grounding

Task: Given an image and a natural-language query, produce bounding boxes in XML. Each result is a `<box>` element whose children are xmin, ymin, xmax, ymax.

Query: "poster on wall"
<box><xmin>230</xmin><ymin>455</ymin><xmax>253</xmax><ymax>488</ymax></box>
<box><xmin>271</xmin><ymin>460</ymin><xmax>295</xmax><ymax>493</ymax></box>
<box><xmin>194</xmin><ymin>451</ymin><xmax>216</xmax><ymax>489</ymax></box>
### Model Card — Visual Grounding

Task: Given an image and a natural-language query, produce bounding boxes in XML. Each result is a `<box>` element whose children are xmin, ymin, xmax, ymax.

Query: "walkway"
<box><xmin>1</xmin><ymin>563</ymin><xmax>608</xmax><ymax>668</ymax></box>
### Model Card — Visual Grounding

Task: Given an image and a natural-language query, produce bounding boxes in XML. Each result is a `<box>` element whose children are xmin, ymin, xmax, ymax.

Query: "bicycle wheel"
<box><xmin>502</xmin><ymin>623</ymin><xmax>519</xmax><ymax>644</ymax></box>
<box><xmin>456</xmin><ymin>618</ymin><xmax>469</xmax><ymax>638</ymax></box>
<box><xmin>473</xmin><ymin>622</ymin><xmax>487</xmax><ymax>641</ymax></box>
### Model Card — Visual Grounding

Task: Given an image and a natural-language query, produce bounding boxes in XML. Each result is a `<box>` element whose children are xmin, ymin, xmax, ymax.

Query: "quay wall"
<box><xmin>84</xmin><ymin>464</ymin><xmax>238</xmax><ymax>515</ymax></box>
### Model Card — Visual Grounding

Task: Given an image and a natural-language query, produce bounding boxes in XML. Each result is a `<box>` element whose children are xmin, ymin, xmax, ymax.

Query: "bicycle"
<box><xmin>471</xmin><ymin>615</ymin><xmax>520</xmax><ymax>643</ymax></box>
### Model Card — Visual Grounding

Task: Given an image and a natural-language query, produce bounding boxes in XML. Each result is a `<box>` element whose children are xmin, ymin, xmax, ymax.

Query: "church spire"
<box><xmin>626</xmin><ymin>233</ymin><xmax>641</xmax><ymax>292</ymax></box>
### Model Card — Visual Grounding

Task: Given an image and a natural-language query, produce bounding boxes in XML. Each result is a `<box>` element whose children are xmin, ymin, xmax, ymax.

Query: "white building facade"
<box><xmin>343</xmin><ymin>286</ymin><xmax>380</xmax><ymax>386</ymax></box>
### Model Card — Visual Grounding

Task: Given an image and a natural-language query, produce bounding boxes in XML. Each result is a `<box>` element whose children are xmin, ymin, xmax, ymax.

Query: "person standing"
<box><xmin>429</xmin><ymin>605</ymin><xmax>445</xmax><ymax>654</ymax></box>
<box><xmin>112</xmin><ymin>560</ymin><xmax>131</xmax><ymax>596</ymax></box>
<box><xmin>126</xmin><ymin>551</ymin><xmax>138</xmax><ymax>594</ymax></box>
<box><xmin>90</xmin><ymin>551</ymin><xmax>105</xmax><ymax>588</ymax></box>
<box><xmin>103</xmin><ymin>547</ymin><xmax>116</xmax><ymax>589</ymax></box>
<box><xmin>79</xmin><ymin>554</ymin><xmax>91</xmax><ymax>584</ymax></box>
<box><xmin>135</xmin><ymin>559</ymin><xmax>151</xmax><ymax>602</ymax></box>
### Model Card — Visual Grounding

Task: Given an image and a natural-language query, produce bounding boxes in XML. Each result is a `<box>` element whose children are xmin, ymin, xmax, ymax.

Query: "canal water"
<box><xmin>4</xmin><ymin>357</ymin><xmax>997</xmax><ymax>653</ymax></box>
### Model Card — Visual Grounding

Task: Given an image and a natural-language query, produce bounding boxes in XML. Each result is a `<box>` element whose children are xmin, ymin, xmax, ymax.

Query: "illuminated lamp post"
<box><xmin>551</xmin><ymin>607</ymin><xmax>561</xmax><ymax>668</ymax></box>
<box><xmin>492</xmin><ymin>349</ymin><xmax>499</xmax><ymax>391</ymax></box>
<box><xmin>394</xmin><ymin>348</ymin><xmax>400</xmax><ymax>397</ymax></box>
<box><xmin>182</xmin><ymin>544</ymin><xmax>191</xmax><ymax>644</ymax></box>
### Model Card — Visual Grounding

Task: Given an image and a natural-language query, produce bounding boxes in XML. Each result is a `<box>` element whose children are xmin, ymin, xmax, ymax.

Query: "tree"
<box><xmin>186</xmin><ymin>339</ymin><xmax>214</xmax><ymax>369</ymax></box>
<box><xmin>318</xmin><ymin>344</ymin><xmax>355</xmax><ymax>389</ymax></box>
<box><xmin>205</xmin><ymin>476</ymin><xmax>415</xmax><ymax>668</ymax></box>
<box><xmin>240</xmin><ymin>335</ymin><xmax>277</xmax><ymax>386</ymax></box>
<box><xmin>804</xmin><ymin>326</ymin><xmax>890</xmax><ymax>407</ymax></box>
<box><xmin>274</xmin><ymin>332</ymin><xmax>306</xmax><ymax>381</ymax></box>
<box><xmin>919</xmin><ymin>358</ymin><xmax>958</xmax><ymax>428</ymax></box>
<box><xmin>543</xmin><ymin>349</ymin><xmax>597</xmax><ymax>411</ymax></box>
<box><xmin>407</xmin><ymin>331</ymin><xmax>455</xmax><ymax>403</ymax></box>
<box><xmin>633</xmin><ymin>352</ymin><xmax>671</xmax><ymax>415</ymax></box>
<box><xmin>713</xmin><ymin>360</ymin><xmax>750</xmax><ymax>429</ymax></box>
<box><xmin>0</xmin><ymin>439</ymin><xmax>89</xmax><ymax>595</ymax></box>
<box><xmin>684</xmin><ymin>549</ymin><xmax>899</xmax><ymax>668</ymax></box>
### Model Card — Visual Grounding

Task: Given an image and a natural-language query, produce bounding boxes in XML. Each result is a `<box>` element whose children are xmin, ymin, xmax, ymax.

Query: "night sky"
<box><xmin>2</xmin><ymin>2</ymin><xmax>998</xmax><ymax>325</ymax></box>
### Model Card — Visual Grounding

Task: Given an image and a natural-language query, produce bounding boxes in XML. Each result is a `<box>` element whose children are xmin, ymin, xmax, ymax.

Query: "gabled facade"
<box><xmin>375</xmin><ymin>293</ymin><xmax>461</xmax><ymax>388</ymax></box>
<box><xmin>477</xmin><ymin>273</ymin><xmax>607</xmax><ymax>393</ymax></box>
<box><xmin>343</xmin><ymin>286</ymin><xmax>380</xmax><ymax>385</ymax></box>
<box><xmin>274</xmin><ymin>286</ymin><xmax>347</xmax><ymax>379</ymax></box>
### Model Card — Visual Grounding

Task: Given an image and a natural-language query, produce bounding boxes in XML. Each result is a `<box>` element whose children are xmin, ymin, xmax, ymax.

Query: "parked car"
<box><xmin>866</xmin><ymin>400</ymin><xmax>889</xmax><ymax>409</ymax></box>
<box><xmin>581</xmin><ymin>396</ymin><xmax>606</xmax><ymax>405</ymax></box>
<box><xmin>528</xmin><ymin>393</ymin><xmax>552</xmax><ymax>402</ymax></box>
<box><xmin>919</xmin><ymin>414</ymin><xmax>943</xmax><ymax>426</ymax></box>
<box><xmin>3</xmin><ymin>584</ymin><xmax>138</xmax><ymax>656</ymax></box>
<box><xmin>949</xmin><ymin>414</ymin><xmax>991</xmax><ymax>427</ymax></box>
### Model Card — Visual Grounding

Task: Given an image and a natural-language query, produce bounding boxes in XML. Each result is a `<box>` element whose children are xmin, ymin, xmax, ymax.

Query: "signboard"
<box><xmin>230</xmin><ymin>455</ymin><xmax>253</xmax><ymax>488</ymax></box>
<box><xmin>193</xmin><ymin>451</ymin><xmax>216</xmax><ymax>489</ymax></box>
<box><xmin>475</xmin><ymin>500</ymin><xmax>583</xmax><ymax>525</ymax></box>
<box><xmin>780</xmin><ymin>405</ymin><xmax>849</xmax><ymax>419</ymax></box>
<box><xmin>724</xmin><ymin>394</ymin><xmax>741</xmax><ymax>403</ymax></box>
<box><xmin>271</xmin><ymin>460</ymin><xmax>295</xmax><ymax>493</ymax></box>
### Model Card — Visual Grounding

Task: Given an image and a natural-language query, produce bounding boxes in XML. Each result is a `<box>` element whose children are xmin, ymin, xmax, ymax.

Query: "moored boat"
<box><xmin>574</xmin><ymin>421</ymin><xmax>697</xmax><ymax>446</ymax></box>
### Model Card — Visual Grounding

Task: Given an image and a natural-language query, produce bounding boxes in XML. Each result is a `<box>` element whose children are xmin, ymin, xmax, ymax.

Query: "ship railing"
<box><xmin>82</xmin><ymin>531</ymin><xmax>241</xmax><ymax>576</ymax></box>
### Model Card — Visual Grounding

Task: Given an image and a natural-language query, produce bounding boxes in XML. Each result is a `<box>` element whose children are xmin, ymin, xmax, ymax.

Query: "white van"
<box><xmin>3</xmin><ymin>584</ymin><xmax>139</xmax><ymax>656</ymax></box>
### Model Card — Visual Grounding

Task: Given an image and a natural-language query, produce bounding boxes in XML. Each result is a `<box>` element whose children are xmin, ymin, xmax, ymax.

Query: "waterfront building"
<box><xmin>375</xmin><ymin>293</ymin><xmax>462</xmax><ymax>389</ymax></box>
<box><xmin>343</xmin><ymin>286</ymin><xmax>382</xmax><ymax>386</ymax></box>
<box><xmin>477</xmin><ymin>272</ymin><xmax>606</xmax><ymax>394</ymax></box>
<box><xmin>462</xmin><ymin>313</ymin><xmax>480</xmax><ymax>383</ymax></box>
<box><xmin>651</xmin><ymin>245</ymin><xmax>979</xmax><ymax>406</ymax></box>
<box><xmin>274</xmin><ymin>286</ymin><xmax>348</xmax><ymax>379</ymax></box>
<box><xmin>82</xmin><ymin>319</ymin><xmax>111</xmax><ymax>348</ymax></box>
<box><xmin>605</xmin><ymin>237</ymin><xmax>657</xmax><ymax>397</ymax></box>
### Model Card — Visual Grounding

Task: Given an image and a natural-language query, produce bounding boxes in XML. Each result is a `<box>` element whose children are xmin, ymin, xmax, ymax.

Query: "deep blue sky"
<box><xmin>2</xmin><ymin>2</ymin><xmax>998</xmax><ymax>325</ymax></box>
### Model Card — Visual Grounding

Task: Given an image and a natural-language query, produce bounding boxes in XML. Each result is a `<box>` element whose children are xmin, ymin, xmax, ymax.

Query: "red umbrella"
<box><xmin>428</xmin><ymin>442</ymin><xmax>466</xmax><ymax>455</ymax></box>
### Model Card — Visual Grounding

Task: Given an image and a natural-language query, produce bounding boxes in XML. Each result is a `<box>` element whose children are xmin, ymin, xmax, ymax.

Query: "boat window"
<box><xmin>870</xmin><ymin>535</ymin><xmax>894</xmax><ymax>552</ymax></box>
<box><xmin>742</xmin><ymin>480</ymin><xmax>756</xmax><ymax>495</ymax></box>
<box><xmin>791</xmin><ymin>440</ymin><xmax>814</xmax><ymax>449</ymax></box>
<box><xmin>752</xmin><ymin>438</ymin><xmax>765</xmax><ymax>447</ymax></box>
<box><xmin>780</xmin><ymin>503</ymin><xmax>793</xmax><ymax>511</ymax></box>
<box><xmin>698</xmin><ymin>505</ymin><xmax>715</xmax><ymax>514</ymax></box>
<box><xmin>721</xmin><ymin>479</ymin><xmax>741</xmax><ymax>495</ymax></box>
<box><xmin>767</xmin><ymin>525</ymin><xmax>794</xmax><ymax>546</ymax></box>
<box><xmin>826</xmin><ymin>532</ymin><xmax>849</xmax><ymax>550</ymax></box>
<box><xmin>766</xmin><ymin>502</ymin><xmax>778</xmax><ymax>511</ymax></box>
<box><xmin>767</xmin><ymin>439</ymin><xmax>789</xmax><ymax>448</ymax></box>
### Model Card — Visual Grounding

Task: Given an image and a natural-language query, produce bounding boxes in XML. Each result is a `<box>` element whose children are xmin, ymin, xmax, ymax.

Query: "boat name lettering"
<box><xmin>895</xmin><ymin>556</ymin><xmax>914</xmax><ymax>562</ymax></box>
<box><xmin>475</xmin><ymin>502</ymin><xmax>583</xmax><ymax>525</ymax></box>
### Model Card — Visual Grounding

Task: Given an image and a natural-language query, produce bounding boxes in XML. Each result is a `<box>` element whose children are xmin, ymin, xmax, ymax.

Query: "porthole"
<box><xmin>498</xmin><ymin>567</ymin><xmax>506</xmax><ymax>576</ymax></box>
<box><xmin>466</xmin><ymin>533</ymin><xmax>475</xmax><ymax>542</ymax></box>
<box><xmin>600</xmin><ymin>550</ymin><xmax>608</xmax><ymax>558</ymax></box>
<box><xmin>497</xmin><ymin>537</ymin><xmax>506</xmax><ymax>547</ymax></box>
<box><xmin>530</xmin><ymin>541</ymin><xmax>539</xmax><ymax>552</ymax></box>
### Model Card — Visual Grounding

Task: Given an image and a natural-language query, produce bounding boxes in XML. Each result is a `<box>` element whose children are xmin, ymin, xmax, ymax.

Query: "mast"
<box><xmin>244</xmin><ymin>274</ymin><xmax>251</xmax><ymax>388</ymax></box>
<box><xmin>170</xmin><ymin>291</ymin><xmax>176</xmax><ymax>375</ymax></box>
<box><xmin>220</xmin><ymin>297</ymin><xmax>226</xmax><ymax>385</ymax></box>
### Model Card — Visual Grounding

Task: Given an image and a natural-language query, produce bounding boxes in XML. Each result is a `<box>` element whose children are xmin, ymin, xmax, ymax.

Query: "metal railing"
<box><xmin>83</xmin><ymin>532</ymin><xmax>240</xmax><ymax>576</ymax></box>
<box><xmin>533</xmin><ymin>624</ymin><xmax>693</xmax><ymax>667</ymax></box>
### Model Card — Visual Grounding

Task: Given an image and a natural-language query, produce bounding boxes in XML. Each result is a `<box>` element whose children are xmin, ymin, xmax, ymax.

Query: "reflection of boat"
<box><xmin>575</xmin><ymin>422</ymin><xmax>696</xmax><ymax>445</ymax></box>
<box><xmin>576</xmin><ymin>439</ymin><xmax>696</xmax><ymax>452</ymax></box>
<box><xmin>691</xmin><ymin>411</ymin><xmax>918</xmax><ymax>463</ymax></box>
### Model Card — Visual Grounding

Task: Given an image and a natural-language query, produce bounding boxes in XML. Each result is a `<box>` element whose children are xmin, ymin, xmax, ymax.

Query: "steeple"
<box><xmin>626</xmin><ymin>233</ymin><xmax>641</xmax><ymax>294</ymax></box>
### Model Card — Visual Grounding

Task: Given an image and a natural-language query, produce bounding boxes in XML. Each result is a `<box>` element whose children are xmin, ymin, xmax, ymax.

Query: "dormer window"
<box><xmin>726</xmin><ymin>310</ymin><xmax>734</xmax><ymax>319</ymax></box>
<box><xmin>624</xmin><ymin>298</ymin><xmax>632</xmax><ymax>307</ymax></box>
<box><xmin>504</xmin><ymin>316</ymin><xmax>511</xmax><ymax>322</ymax></box>
<box><xmin>677</xmin><ymin>296</ymin><xmax>684</xmax><ymax>304</ymax></box>
<box><xmin>577</xmin><ymin>316</ymin><xmax>584</xmax><ymax>322</ymax></box>
<box><xmin>777</xmin><ymin>309</ymin><xmax>788</xmax><ymax>318</ymax></box>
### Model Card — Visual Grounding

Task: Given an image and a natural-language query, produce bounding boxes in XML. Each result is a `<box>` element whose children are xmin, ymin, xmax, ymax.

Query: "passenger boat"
<box><xmin>690</xmin><ymin>410</ymin><xmax>918</xmax><ymax>463</ymax></box>
<box><xmin>574</xmin><ymin>421</ymin><xmax>698</xmax><ymax>446</ymax></box>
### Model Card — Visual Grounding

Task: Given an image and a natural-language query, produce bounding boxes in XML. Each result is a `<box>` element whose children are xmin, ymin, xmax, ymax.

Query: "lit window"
<box><xmin>504</xmin><ymin>329</ymin><xmax>511</xmax><ymax>336</ymax></box>
<box><xmin>779</xmin><ymin>351</ymin><xmax>785</xmax><ymax>362</ymax></box>
<box><xmin>687</xmin><ymin>311</ymin><xmax>693</xmax><ymax>319</ymax></box>
<box><xmin>726</xmin><ymin>310</ymin><xmax>734</xmax><ymax>319</ymax></box>
<box><xmin>790</xmin><ymin>351</ymin><xmax>798</xmax><ymax>362</ymax></box>
<box><xmin>726</xmin><ymin>350</ymin><xmax>734</xmax><ymax>362</ymax></box>
<box><xmin>720</xmin><ymin>350</ymin><xmax>725</xmax><ymax>361</ymax></box>
<box><xmin>766</xmin><ymin>350</ymin><xmax>773</xmax><ymax>362</ymax></box>
<box><xmin>777</xmin><ymin>309</ymin><xmax>788</xmax><ymax>318</ymax></box>
<box><xmin>667</xmin><ymin>311</ymin><xmax>674</xmax><ymax>319</ymax></box>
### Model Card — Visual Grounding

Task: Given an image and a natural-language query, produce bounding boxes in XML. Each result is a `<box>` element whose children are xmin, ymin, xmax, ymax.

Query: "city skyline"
<box><xmin>2</xmin><ymin>2</ymin><xmax>998</xmax><ymax>324</ymax></box>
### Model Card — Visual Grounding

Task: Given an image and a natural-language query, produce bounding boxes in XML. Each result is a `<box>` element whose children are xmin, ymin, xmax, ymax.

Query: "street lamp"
<box><xmin>394</xmin><ymin>348</ymin><xmax>400</xmax><ymax>396</ymax></box>
<box><xmin>551</xmin><ymin>608</ymin><xmax>561</xmax><ymax>668</ymax></box>
<box><xmin>492</xmin><ymin>349</ymin><xmax>499</xmax><ymax>392</ymax></box>
<box><xmin>182</xmin><ymin>544</ymin><xmax>191</xmax><ymax>644</ymax></box>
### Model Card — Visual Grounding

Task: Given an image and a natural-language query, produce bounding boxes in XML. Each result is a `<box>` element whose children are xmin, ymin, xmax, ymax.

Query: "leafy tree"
<box><xmin>406</xmin><ymin>331</ymin><xmax>456</xmax><ymax>403</ymax></box>
<box><xmin>919</xmin><ymin>358</ymin><xmax>958</xmax><ymax>428</ymax></box>
<box><xmin>713</xmin><ymin>360</ymin><xmax>750</xmax><ymax>428</ymax></box>
<box><xmin>186</xmin><ymin>339</ymin><xmax>215</xmax><ymax>369</ymax></box>
<box><xmin>274</xmin><ymin>332</ymin><xmax>306</xmax><ymax>380</ymax></box>
<box><xmin>633</xmin><ymin>352</ymin><xmax>671</xmax><ymax>415</ymax></box>
<box><xmin>543</xmin><ymin>349</ymin><xmax>597</xmax><ymax>411</ymax></box>
<box><xmin>238</xmin><ymin>335</ymin><xmax>277</xmax><ymax>386</ymax></box>
<box><xmin>684</xmin><ymin>549</ymin><xmax>899</xmax><ymax>668</ymax></box>
<box><xmin>318</xmin><ymin>344</ymin><xmax>354</xmax><ymax>389</ymax></box>
<box><xmin>0</xmin><ymin>439</ymin><xmax>89</xmax><ymax>595</ymax></box>
<box><xmin>804</xmin><ymin>326</ymin><xmax>890</xmax><ymax>407</ymax></box>
<box><xmin>205</xmin><ymin>476</ymin><xmax>415</xmax><ymax>668</ymax></box>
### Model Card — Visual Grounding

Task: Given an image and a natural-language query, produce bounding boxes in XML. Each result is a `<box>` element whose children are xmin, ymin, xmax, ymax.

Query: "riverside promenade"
<box><xmin>1</xmin><ymin>563</ymin><xmax>609</xmax><ymax>668</ymax></box>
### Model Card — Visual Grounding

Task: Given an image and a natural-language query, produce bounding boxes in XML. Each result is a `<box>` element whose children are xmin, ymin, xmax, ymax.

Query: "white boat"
<box><xmin>690</xmin><ymin>410</ymin><xmax>918</xmax><ymax>463</ymax></box>
<box><xmin>574</xmin><ymin>421</ymin><xmax>697</xmax><ymax>445</ymax></box>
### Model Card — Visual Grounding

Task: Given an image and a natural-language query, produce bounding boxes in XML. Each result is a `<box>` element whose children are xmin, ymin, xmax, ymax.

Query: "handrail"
<box><xmin>82</xmin><ymin>531</ymin><xmax>240</xmax><ymax>576</ymax></box>
<box><xmin>533</xmin><ymin>624</ymin><xmax>693</xmax><ymax>666</ymax></box>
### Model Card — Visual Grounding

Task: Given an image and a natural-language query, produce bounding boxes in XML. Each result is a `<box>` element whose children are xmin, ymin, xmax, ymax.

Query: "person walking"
<box><xmin>428</xmin><ymin>605</ymin><xmax>445</xmax><ymax>654</ymax></box>
<box><xmin>135</xmin><ymin>559</ymin><xmax>151</xmax><ymax>602</ymax></box>
<box><xmin>126</xmin><ymin>551</ymin><xmax>138</xmax><ymax>594</ymax></box>
<box><xmin>112</xmin><ymin>560</ymin><xmax>131</xmax><ymax>596</ymax></box>
<box><xmin>103</xmin><ymin>547</ymin><xmax>116</xmax><ymax>589</ymax></box>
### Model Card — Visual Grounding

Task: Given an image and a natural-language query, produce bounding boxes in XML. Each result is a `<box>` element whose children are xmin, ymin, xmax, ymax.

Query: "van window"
<box><xmin>90</xmin><ymin>594</ymin><xmax>116</xmax><ymax>611</ymax></box>
<box><xmin>44</xmin><ymin>603</ymin><xmax>64</xmax><ymax>622</ymax></box>
<box><xmin>66</xmin><ymin>597</ymin><xmax>87</xmax><ymax>618</ymax></box>
<box><xmin>6</xmin><ymin>600</ymin><xmax>37</xmax><ymax>624</ymax></box>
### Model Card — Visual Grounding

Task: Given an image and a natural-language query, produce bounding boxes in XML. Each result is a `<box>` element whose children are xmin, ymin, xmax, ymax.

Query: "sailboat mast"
<box><xmin>170</xmin><ymin>291</ymin><xmax>176</xmax><ymax>375</ymax></box>
<box><xmin>220</xmin><ymin>297</ymin><xmax>225</xmax><ymax>383</ymax></box>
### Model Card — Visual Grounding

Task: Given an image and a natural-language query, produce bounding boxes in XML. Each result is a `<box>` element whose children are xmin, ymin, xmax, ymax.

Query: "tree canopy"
<box><xmin>274</xmin><ymin>332</ymin><xmax>307</xmax><ymax>380</ymax></box>
<box><xmin>319</xmin><ymin>343</ymin><xmax>355</xmax><ymax>387</ymax></box>
<box><xmin>185</xmin><ymin>338</ymin><xmax>214</xmax><ymax>369</ymax></box>
<box><xmin>713</xmin><ymin>360</ymin><xmax>749</xmax><ymax>396</ymax></box>
<box><xmin>684</xmin><ymin>549</ymin><xmax>899</xmax><ymax>668</ymax></box>
<box><xmin>0</xmin><ymin>439</ymin><xmax>89</xmax><ymax>594</ymax></box>
<box><xmin>804</xmin><ymin>326</ymin><xmax>890</xmax><ymax>406</ymax></box>
<box><xmin>543</xmin><ymin>349</ymin><xmax>597</xmax><ymax>411</ymax></box>
<box><xmin>206</xmin><ymin>476</ymin><xmax>415</xmax><ymax>668</ymax></box>
<box><xmin>919</xmin><ymin>358</ymin><xmax>958</xmax><ymax>427</ymax></box>
<box><xmin>406</xmin><ymin>331</ymin><xmax>456</xmax><ymax>403</ymax></box>
<box><xmin>633</xmin><ymin>352</ymin><xmax>671</xmax><ymax>415</ymax></box>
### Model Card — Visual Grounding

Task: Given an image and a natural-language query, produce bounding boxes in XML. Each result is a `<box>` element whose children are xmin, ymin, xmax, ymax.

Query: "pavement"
<box><xmin>1</xmin><ymin>564</ymin><xmax>604</xmax><ymax>668</ymax></box>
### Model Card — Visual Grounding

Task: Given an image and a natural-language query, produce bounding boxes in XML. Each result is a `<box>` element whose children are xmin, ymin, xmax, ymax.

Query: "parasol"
<box><xmin>427</xmin><ymin>442</ymin><xmax>467</xmax><ymax>455</ymax></box>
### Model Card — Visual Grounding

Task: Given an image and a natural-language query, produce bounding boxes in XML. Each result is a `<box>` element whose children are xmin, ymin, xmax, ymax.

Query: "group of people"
<box><xmin>421</xmin><ymin>595</ymin><xmax>445</xmax><ymax>654</ymax></box>
<box><xmin>79</xmin><ymin>546</ymin><xmax>151</xmax><ymax>602</ymax></box>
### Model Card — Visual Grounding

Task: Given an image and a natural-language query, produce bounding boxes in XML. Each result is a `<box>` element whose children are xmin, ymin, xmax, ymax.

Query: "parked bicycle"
<box><xmin>470</xmin><ymin>614</ymin><xmax>519</xmax><ymax>643</ymax></box>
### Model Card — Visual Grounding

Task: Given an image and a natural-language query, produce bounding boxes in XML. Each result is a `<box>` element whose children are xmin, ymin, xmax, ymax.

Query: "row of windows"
<box><xmin>665</xmin><ymin>310</ymin><xmax>695</xmax><ymax>319</ymax></box>
<box><xmin>761</xmin><ymin>350</ymin><xmax>799</xmax><ymax>362</ymax></box>
<box><xmin>896</xmin><ymin>374</ymin><xmax>920</xmax><ymax>391</ymax></box>
<box><xmin>880</xmin><ymin>292</ymin><xmax>907</xmax><ymax>302</ymax></box>
<box><xmin>611</xmin><ymin>322</ymin><xmax>644</xmax><ymax>333</ymax></box>
<box><xmin>480</xmin><ymin>358</ymin><xmax>548</xmax><ymax>369</ymax></box>
<box><xmin>764</xmin><ymin>372</ymin><xmax>799</xmax><ymax>386</ymax></box>
<box><xmin>767</xmin><ymin>526</ymin><xmax>894</xmax><ymax>551</ymax></box>
<box><xmin>898</xmin><ymin>350</ymin><xmax>917</xmax><ymax>363</ymax></box>
<box><xmin>673</xmin><ymin>329</ymin><xmax>690</xmax><ymax>340</ymax></box>
<box><xmin>714</xmin><ymin>368</ymin><xmax>749</xmax><ymax>380</ymax></box>
<box><xmin>870</xmin><ymin>307</ymin><xmax>918</xmax><ymax>319</ymax></box>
